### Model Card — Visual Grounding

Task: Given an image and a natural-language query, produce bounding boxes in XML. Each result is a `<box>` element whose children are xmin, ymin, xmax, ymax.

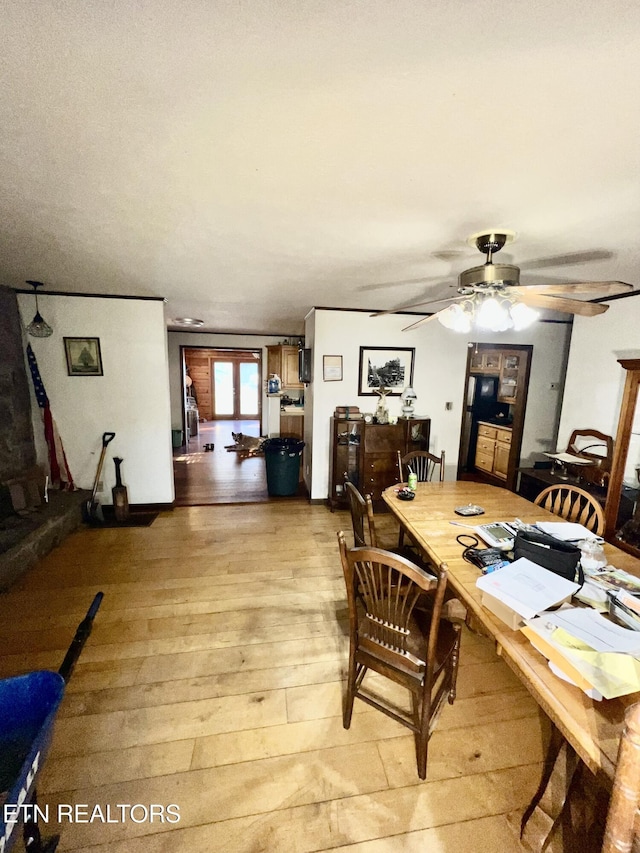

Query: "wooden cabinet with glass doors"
<box><xmin>470</xmin><ymin>350</ymin><xmax>502</xmax><ymax>374</ymax></box>
<box><xmin>328</xmin><ymin>417</ymin><xmax>431</xmax><ymax>510</ymax></box>
<box><xmin>498</xmin><ymin>350</ymin><xmax>523</xmax><ymax>404</ymax></box>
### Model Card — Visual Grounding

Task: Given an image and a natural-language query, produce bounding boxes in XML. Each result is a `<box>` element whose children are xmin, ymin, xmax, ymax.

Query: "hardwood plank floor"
<box><xmin>0</xmin><ymin>501</ymin><xmax>544</xmax><ymax>851</ymax></box>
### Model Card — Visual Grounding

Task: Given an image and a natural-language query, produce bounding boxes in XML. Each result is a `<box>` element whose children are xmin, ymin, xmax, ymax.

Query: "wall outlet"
<box><xmin>445</xmin><ymin>402</ymin><xmax>453</xmax><ymax>411</ymax></box>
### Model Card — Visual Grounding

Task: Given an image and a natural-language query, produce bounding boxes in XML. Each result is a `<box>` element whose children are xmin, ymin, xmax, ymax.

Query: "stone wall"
<box><xmin>0</xmin><ymin>286</ymin><xmax>36</xmax><ymax>480</ymax></box>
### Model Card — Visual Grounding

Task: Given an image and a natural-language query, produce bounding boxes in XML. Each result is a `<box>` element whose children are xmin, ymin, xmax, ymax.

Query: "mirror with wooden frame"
<box><xmin>604</xmin><ymin>359</ymin><xmax>640</xmax><ymax>556</ymax></box>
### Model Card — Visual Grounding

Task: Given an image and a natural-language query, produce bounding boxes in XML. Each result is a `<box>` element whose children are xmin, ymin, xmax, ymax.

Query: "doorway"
<box><xmin>174</xmin><ymin>347</ymin><xmax>267</xmax><ymax>505</ymax></box>
<box><xmin>185</xmin><ymin>348</ymin><xmax>261</xmax><ymax>422</ymax></box>
<box><xmin>457</xmin><ymin>343</ymin><xmax>532</xmax><ymax>491</ymax></box>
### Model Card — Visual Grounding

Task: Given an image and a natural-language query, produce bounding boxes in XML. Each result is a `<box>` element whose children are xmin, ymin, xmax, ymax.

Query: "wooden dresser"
<box><xmin>329</xmin><ymin>417</ymin><xmax>430</xmax><ymax>509</ymax></box>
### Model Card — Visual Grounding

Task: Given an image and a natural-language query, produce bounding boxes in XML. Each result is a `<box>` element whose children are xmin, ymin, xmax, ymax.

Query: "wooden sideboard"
<box><xmin>517</xmin><ymin>466</ymin><xmax>638</xmax><ymax>528</ymax></box>
<box><xmin>328</xmin><ymin>417</ymin><xmax>430</xmax><ymax>509</ymax></box>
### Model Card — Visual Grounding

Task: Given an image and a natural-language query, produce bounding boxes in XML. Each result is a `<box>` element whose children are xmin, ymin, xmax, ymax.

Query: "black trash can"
<box><xmin>263</xmin><ymin>438</ymin><xmax>305</xmax><ymax>496</ymax></box>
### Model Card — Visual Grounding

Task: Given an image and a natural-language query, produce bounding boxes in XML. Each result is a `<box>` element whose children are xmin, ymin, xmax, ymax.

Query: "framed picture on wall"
<box><xmin>358</xmin><ymin>346</ymin><xmax>414</xmax><ymax>396</ymax></box>
<box><xmin>323</xmin><ymin>355</ymin><xmax>343</xmax><ymax>381</ymax></box>
<box><xmin>64</xmin><ymin>337</ymin><xmax>103</xmax><ymax>376</ymax></box>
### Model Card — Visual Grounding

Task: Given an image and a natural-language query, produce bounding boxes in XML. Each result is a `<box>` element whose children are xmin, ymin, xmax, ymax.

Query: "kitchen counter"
<box><xmin>477</xmin><ymin>419</ymin><xmax>512</xmax><ymax>430</ymax></box>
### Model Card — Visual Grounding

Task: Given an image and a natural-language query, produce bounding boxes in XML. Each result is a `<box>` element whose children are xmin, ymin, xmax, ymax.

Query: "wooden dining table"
<box><xmin>382</xmin><ymin>480</ymin><xmax>640</xmax><ymax>853</ymax></box>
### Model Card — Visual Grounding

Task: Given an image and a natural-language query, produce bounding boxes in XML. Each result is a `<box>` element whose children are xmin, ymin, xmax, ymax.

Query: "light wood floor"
<box><xmin>0</xmin><ymin>502</ymin><xmax>544</xmax><ymax>851</ymax></box>
<box><xmin>173</xmin><ymin>419</ymin><xmax>271</xmax><ymax>505</ymax></box>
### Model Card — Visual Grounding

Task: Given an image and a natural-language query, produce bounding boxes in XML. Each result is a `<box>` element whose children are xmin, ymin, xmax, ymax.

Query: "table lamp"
<box><xmin>401</xmin><ymin>386</ymin><xmax>417</xmax><ymax>417</ymax></box>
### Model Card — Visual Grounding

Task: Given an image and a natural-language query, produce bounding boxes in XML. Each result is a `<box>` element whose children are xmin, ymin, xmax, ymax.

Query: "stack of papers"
<box><xmin>476</xmin><ymin>558</ymin><xmax>580</xmax><ymax>620</ymax></box>
<box><xmin>534</xmin><ymin>521</ymin><xmax>602</xmax><ymax>542</ymax></box>
<box><xmin>523</xmin><ymin>609</ymin><xmax>640</xmax><ymax>700</ymax></box>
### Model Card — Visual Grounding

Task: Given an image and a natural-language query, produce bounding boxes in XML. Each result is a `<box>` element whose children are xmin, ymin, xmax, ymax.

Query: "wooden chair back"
<box><xmin>337</xmin><ymin>530</ymin><xmax>461</xmax><ymax>779</ymax></box>
<box><xmin>533</xmin><ymin>484</ymin><xmax>605</xmax><ymax>535</ymax></box>
<box><xmin>398</xmin><ymin>450</ymin><xmax>445</xmax><ymax>483</ymax></box>
<box><xmin>602</xmin><ymin>702</ymin><xmax>640</xmax><ymax>852</ymax></box>
<box><xmin>344</xmin><ymin>479</ymin><xmax>377</xmax><ymax>548</ymax></box>
<box><xmin>566</xmin><ymin>428</ymin><xmax>614</xmax><ymax>488</ymax></box>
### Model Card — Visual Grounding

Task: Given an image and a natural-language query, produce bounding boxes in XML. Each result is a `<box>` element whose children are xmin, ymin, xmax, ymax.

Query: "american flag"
<box><xmin>26</xmin><ymin>343</ymin><xmax>75</xmax><ymax>490</ymax></box>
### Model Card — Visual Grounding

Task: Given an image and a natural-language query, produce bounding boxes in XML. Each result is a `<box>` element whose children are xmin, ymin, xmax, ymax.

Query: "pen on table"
<box><xmin>449</xmin><ymin>521</ymin><xmax>478</xmax><ymax>530</ymax></box>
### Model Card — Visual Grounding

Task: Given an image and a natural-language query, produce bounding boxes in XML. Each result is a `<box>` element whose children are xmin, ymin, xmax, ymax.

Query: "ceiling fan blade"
<box><xmin>359</xmin><ymin>274</ymin><xmax>441</xmax><ymax>293</ymax></box>
<box><xmin>401</xmin><ymin>309</ymin><xmax>447</xmax><ymax>332</ymax></box>
<box><xmin>370</xmin><ymin>295</ymin><xmax>461</xmax><ymax>318</ymax></box>
<box><xmin>515</xmin><ymin>290</ymin><xmax>609</xmax><ymax>316</ymax></box>
<box><xmin>511</xmin><ymin>281</ymin><xmax>633</xmax><ymax>296</ymax></box>
<box><xmin>524</xmin><ymin>250</ymin><xmax>613</xmax><ymax>271</ymax></box>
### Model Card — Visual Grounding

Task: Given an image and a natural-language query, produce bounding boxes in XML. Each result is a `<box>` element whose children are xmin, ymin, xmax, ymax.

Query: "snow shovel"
<box><xmin>83</xmin><ymin>432</ymin><xmax>115</xmax><ymax>522</ymax></box>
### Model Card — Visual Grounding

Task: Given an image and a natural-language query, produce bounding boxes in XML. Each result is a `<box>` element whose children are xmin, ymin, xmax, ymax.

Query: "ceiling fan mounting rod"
<box><xmin>476</xmin><ymin>232</ymin><xmax>508</xmax><ymax>264</ymax></box>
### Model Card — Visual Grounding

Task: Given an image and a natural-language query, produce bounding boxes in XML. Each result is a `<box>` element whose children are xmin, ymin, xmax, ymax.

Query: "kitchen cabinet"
<box><xmin>474</xmin><ymin>422</ymin><xmax>512</xmax><ymax>480</ymax></box>
<box><xmin>497</xmin><ymin>350</ymin><xmax>523</xmax><ymax>404</ymax></box>
<box><xmin>329</xmin><ymin>417</ymin><xmax>430</xmax><ymax>509</ymax></box>
<box><xmin>280</xmin><ymin>414</ymin><xmax>304</xmax><ymax>440</ymax></box>
<box><xmin>267</xmin><ymin>345</ymin><xmax>302</xmax><ymax>389</ymax></box>
<box><xmin>493</xmin><ymin>427</ymin><xmax>512</xmax><ymax>480</ymax></box>
<box><xmin>470</xmin><ymin>350</ymin><xmax>502</xmax><ymax>374</ymax></box>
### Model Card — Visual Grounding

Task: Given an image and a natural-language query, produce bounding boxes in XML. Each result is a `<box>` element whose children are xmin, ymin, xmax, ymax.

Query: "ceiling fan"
<box><xmin>371</xmin><ymin>229</ymin><xmax>633</xmax><ymax>332</ymax></box>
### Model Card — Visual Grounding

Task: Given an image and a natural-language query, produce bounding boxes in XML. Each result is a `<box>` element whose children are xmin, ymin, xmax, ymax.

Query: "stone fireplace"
<box><xmin>0</xmin><ymin>286</ymin><xmax>87</xmax><ymax>589</ymax></box>
<box><xmin>0</xmin><ymin>287</ymin><xmax>37</xmax><ymax>487</ymax></box>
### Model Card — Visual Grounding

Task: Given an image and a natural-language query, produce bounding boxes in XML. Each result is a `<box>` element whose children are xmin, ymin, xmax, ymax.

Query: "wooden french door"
<box><xmin>184</xmin><ymin>348</ymin><xmax>261</xmax><ymax>421</ymax></box>
<box><xmin>211</xmin><ymin>357</ymin><xmax>260</xmax><ymax>419</ymax></box>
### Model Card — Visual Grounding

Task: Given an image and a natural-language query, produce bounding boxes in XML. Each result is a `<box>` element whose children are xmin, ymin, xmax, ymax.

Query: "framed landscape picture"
<box><xmin>64</xmin><ymin>337</ymin><xmax>103</xmax><ymax>376</ymax></box>
<box><xmin>358</xmin><ymin>346</ymin><xmax>414</xmax><ymax>396</ymax></box>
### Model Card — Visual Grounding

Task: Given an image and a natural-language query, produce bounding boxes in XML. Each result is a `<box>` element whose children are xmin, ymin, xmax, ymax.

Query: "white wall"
<box><xmin>166</xmin><ymin>331</ymin><xmax>297</xmax><ymax>431</ymax></box>
<box><xmin>558</xmin><ymin>295</ymin><xmax>640</xmax><ymax>485</ymax></box>
<box><xmin>17</xmin><ymin>293</ymin><xmax>174</xmax><ymax>505</ymax></box>
<box><xmin>306</xmin><ymin>309</ymin><xmax>572</xmax><ymax>500</ymax></box>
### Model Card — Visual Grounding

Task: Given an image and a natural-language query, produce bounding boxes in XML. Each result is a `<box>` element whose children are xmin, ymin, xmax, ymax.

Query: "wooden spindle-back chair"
<box><xmin>344</xmin><ymin>478</ymin><xmax>377</xmax><ymax>548</ymax></box>
<box><xmin>396</xmin><ymin>450</ymin><xmax>445</xmax><ymax>550</ymax></box>
<box><xmin>337</xmin><ymin>531</ymin><xmax>461</xmax><ymax>780</ymax></box>
<box><xmin>397</xmin><ymin>450</ymin><xmax>446</xmax><ymax>484</ymax></box>
<box><xmin>533</xmin><ymin>484</ymin><xmax>605</xmax><ymax>536</ymax></box>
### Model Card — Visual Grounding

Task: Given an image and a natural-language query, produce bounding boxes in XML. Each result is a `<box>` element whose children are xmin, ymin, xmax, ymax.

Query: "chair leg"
<box><xmin>415</xmin><ymin>693</ymin><xmax>429</xmax><ymax>780</ymax></box>
<box><xmin>343</xmin><ymin>656</ymin><xmax>360</xmax><ymax>729</ymax></box>
<box><xmin>448</xmin><ymin>628</ymin><xmax>462</xmax><ymax>705</ymax></box>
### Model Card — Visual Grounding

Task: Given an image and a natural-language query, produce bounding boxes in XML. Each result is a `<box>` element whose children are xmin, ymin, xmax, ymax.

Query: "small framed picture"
<box><xmin>358</xmin><ymin>346</ymin><xmax>414</xmax><ymax>396</ymax></box>
<box><xmin>323</xmin><ymin>355</ymin><xmax>343</xmax><ymax>382</ymax></box>
<box><xmin>64</xmin><ymin>337</ymin><xmax>103</xmax><ymax>376</ymax></box>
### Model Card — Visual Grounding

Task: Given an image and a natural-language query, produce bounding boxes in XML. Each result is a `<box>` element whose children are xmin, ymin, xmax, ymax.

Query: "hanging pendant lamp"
<box><xmin>25</xmin><ymin>280</ymin><xmax>53</xmax><ymax>338</ymax></box>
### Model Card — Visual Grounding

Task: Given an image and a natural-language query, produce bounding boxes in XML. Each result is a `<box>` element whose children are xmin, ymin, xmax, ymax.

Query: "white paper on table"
<box><xmin>476</xmin><ymin>557</ymin><xmax>580</xmax><ymax>619</ymax></box>
<box><xmin>534</xmin><ymin>521</ymin><xmax>602</xmax><ymax>542</ymax></box>
<box><xmin>543</xmin><ymin>452</ymin><xmax>593</xmax><ymax>465</ymax></box>
<box><xmin>542</xmin><ymin>607</ymin><xmax>640</xmax><ymax>655</ymax></box>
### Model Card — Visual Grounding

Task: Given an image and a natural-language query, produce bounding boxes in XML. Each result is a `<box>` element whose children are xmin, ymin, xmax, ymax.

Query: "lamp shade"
<box><xmin>25</xmin><ymin>281</ymin><xmax>53</xmax><ymax>338</ymax></box>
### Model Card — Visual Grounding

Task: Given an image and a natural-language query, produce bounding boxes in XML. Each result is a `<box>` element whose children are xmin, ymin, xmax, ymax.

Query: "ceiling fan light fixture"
<box><xmin>475</xmin><ymin>295</ymin><xmax>512</xmax><ymax>332</ymax></box>
<box><xmin>173</xmin><ymin>317</ymin><xmax>204</xmax><ymax>327</ymax></box>
<box><xmin>437</xmin><ymin>302</ymin><xmax>472</xmax><ymax>333</ymax></box>
<box><xmin>510</xmin><ymin>301</ymin><xmax>539</xmax><ymax>330</ymax></box>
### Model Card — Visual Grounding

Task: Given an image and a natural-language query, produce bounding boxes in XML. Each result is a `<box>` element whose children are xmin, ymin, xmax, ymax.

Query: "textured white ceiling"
<box><xmin>2</xmin><ymin>1</ymin><xmax>640</xmax><ymax>334</ymax></box>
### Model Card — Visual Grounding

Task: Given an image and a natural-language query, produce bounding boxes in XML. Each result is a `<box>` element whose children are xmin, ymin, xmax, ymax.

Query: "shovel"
<box><xmin>83</xmin><ymin>432</ymin><xmax>115</xmax><ymax>522</ymax></box>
